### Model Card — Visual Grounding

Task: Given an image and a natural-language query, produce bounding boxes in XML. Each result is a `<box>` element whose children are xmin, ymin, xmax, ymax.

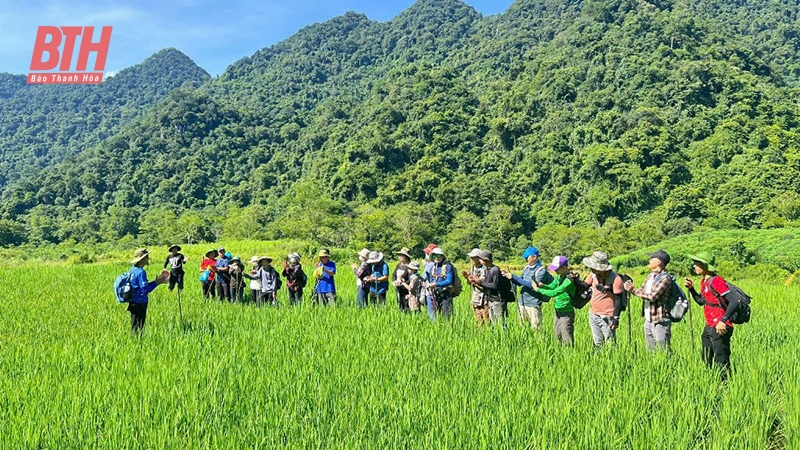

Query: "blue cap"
<box><xmin>225</xmin><ymin>252</ymin><xmax>232</xmax><ymax>258</ymax></box>
<box><xmin>522</xmin><ymin>246</ymin><xmax>539</xmax><ymax>259</ymax></box>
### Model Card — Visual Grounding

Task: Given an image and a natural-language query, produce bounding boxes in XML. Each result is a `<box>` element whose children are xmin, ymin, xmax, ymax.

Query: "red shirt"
<box><xmin>200</xmin><ymin>258</ymin><xmax>217</xmax><ymax>281</ymax></box>
<box><xmin>700</xmin><ymin>276</ymin><xmax>732</xmax><ymax>327</ymax></box>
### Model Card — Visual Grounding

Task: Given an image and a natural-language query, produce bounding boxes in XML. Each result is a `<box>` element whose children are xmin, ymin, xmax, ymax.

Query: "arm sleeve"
<box><xmin>480</xmin><ymin>268</ymin><xmax>499</xmax><ymax>290</ymax></box>
<box><xmin>632</xmin><ymin>274</ymin><xmax>670</xmax><ymax>301</ymax></box>
<box><xmin>688</xmin><ymin>287</ymin><xmax>704</xmax><ymax>306</ymax></box>
<box><xmin>136</xmin><ymin>270</ymin><xmax>158</xmax><ymax>295</ymax></box>
<box><xmin>435</xmin><ymin>265</ymin><xmax>454</xmax><ymax>287</ymax></box>
<box><xmin>511</xmin><ymin>274</ymin><xmax>533</xmax><ymax>289</ymax></box>
<box><xmin>537</xmin><ymin>278</ymin><xmax>573</xmax><ymax>297</ymax></box>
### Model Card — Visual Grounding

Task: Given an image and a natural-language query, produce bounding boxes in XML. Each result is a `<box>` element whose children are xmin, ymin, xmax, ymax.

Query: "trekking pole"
<box><xmin>686</xmin><ymin>288</ymin><xmax>695</xmax><ymax>349</ymax></box>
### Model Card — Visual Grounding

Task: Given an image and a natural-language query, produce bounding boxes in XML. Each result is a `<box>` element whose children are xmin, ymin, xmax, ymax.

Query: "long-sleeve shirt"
<box><xmin>354</xmin><ymin>262</ymin><xmax>372</xmax><ymax>288</ymax></box>
<box><xmin>480</xmin><ymin>265</ymin><xmax>501</xmax><ymax>302</ymax></box>
<box><xmin>430</xmin><ymin>261</ymin><xmax>454</xmax><ymax>288</ymax></box>
<box><xmin>689</xmin><ymin>275</ymin><xmax>739</xmax><ymax>327</ymax></box>
<box><xmin>632</xmin><ymin>270</ymin><xmax>671</xmax><ymax>323</ymax></box>
<box><xmin>129</xmin><ymin>267</ymin><xmax>158</xmax><ymax>304</ymax></box>
<box><xmin>282</xmin><ymin>263</ymin><xmax>304</xmax><ymax>292</ymax></box>
<box><xmin>511</xmin><ymin>263</ymin><xmax>553</xmax><ymax>307</ymax></box>
<box><xmin>537</xmin><ymin>274</ymin><xmax>575</xmax><ymax>313</ymax></box>
<box><xmin>252</xmin><ymin>266</ymin><xmax>280</xmax><ymax>293</ymax></box>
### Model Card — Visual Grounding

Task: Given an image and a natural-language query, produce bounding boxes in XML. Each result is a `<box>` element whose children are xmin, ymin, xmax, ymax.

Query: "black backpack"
<box><xmin>567</xmin><ymin>272</ymin><xmax>592</xmax><ymax>309</ymax></box>
<box><xmin>498</xmin><ymin>273</ymin><xmax>516</xmax><ymax>303</ymax></box>
<box><xmin>709</xmin><ymin>277</ymin><xmax>752</xmax><ymax>324</ymax></box>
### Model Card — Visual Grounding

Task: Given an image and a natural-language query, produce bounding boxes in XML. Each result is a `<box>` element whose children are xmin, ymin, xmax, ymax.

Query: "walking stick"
<box><xmin>686</xmin><ymin>288</ymin><xmax>695</xmax><ymax>349</ymax></box>
<box><xmin>176</xmin><ymin>288</ymin><xmax>185</xmax><ymax>330</ymax></box>
<box><xmin>626</xmin><ymin>290</ymin><xmax>632</xmax><ymax>347</ymax></box>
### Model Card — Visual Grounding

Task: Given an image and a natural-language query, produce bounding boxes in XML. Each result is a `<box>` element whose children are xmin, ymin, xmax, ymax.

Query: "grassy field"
<box><xmin>0</xmin><ymin>243</ymin><xmax>797</xmax><ymax>448</ymax></box>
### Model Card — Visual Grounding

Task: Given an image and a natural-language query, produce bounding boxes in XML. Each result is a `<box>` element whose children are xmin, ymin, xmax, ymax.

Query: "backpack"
<box><xmin>592</xmin><ymin>272</ymin><xmax>626</xmax><ymax>312</ymax></box>
<box><xmin>114</xmin><ymin>267</ymin><xmax>136</xmax><ymax>303</ymax></box>
<box><xmin>567</xmin><ymin>272</ymin><xmax>592</xmax><ymax>309</ymax></box>
<box><xmin>709</xmin><ymin>277</ymin><xmax>752</xmax><ymax>324</ymax></box>
<box><xmin>441</xmin><ymin>262</ymin><xmax>463</xmax><ymax>297</ymax></box>
<box><xmin>498</xmin><ymin>271</ymin><xmax>516</xmax><ymax>303</ymax></box>
<box><xmin>199</xmin><ymin>269</ymin><xmax>210</xmax><ymax>282</ymax></box>
<box><xmin>656</xmin><ymin>273</ymin><xmax>689</xmax><ymax>322</ymax></box>
<box><xmin>297</xmin><ymin>267</ymin><xmax>308</xmax><ymax>289</ymax></box>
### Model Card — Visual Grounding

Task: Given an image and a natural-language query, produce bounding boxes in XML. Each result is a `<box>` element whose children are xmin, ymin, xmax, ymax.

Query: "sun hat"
<box><xmin>522</xmin><ymin>246</ymin><xmax>539</xmax><ymax>260</ymax></box>
<box><xmin>250</xmin><ymin>256</ymin><xmax>260</xmax><ymax>265</ymax></box>
<box><xmin>367</xmin><ymin>251</ymin><xmax>384</xmax><ymax>264</ymax></box>
<box><xmin>396</xmin><ymin>247</ymin><xmax>412</xmax><ymax>259</ymax></box>
<box><xmin>688</xmin><ymin>251</ymin><xmax>717</xmax><ymax>273</ymax></box>
<box><xmin>423</xmin><ymin>244</ymin><xmax>437</xmax><ymax>255</ymax></box>
<box><xmin>168</xmin><ymin>244</ymin><xmax>181</xmax><ymax>252</ymax></box>
<box><xmin>230</xmin><ymin>256</ymin><xmax>241</xmax><ymax>263</ymax></box>
<box><xmin>430</xmin><ymin>247</ymin><xmax>445</xmax><ymax>256</ymax></box>
<box><xmin>548</xmin><ymin>256</ymin><xmax>568</xmax><ymax>271</ymax></box>
<box><xmin>258</xmin><ymin>256</ymin><xmax>273</xmax><ymax>264</ymax></box>
<box><xmin>205</xmin><ymin>248</ymin><xmax>218</xmax><ymax>258</ymax></box>
<box><xmin>468</xmin><ymin>248</ymin><xmax>482</xmax><ymax>258</ymax></box>
<box><xmin>357</xmin><ymin>248</ymin><xmax>371</xmax><ymax>260</ymax></box>
<box><xmin>408</xmin><ymin>261</ymin><xmax>421</xmax><ymax>271</ymax></box>
<box><xmin>648</xmin><ymin>249</ymin><xmax>671</xmax><ymax>266</ymax></box>
<box><xmin>131</xmin><ymin>248</ymin><xmax>151</xmax><ymax>265</ymax></box>
<box><xmin>583</xmin><ymin>251</ymin><xmax>613</xmax><ymax>271</ymax></box>
<box><xmin>318</xmin><ymin>249</ymin><xmax>331</xmax><ymax>258</ymax></box>
<box><xmin>478</xmin><ymin>250</ymin><xmax>493</xmax><ymax>261</ymax></box>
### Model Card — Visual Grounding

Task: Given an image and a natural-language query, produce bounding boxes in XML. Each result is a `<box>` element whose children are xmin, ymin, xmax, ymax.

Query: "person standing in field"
<box><xmin>425</xmin><ymin>247</ymin><xmax>455</xmax><ymax>318</ymax></box>
<box><xmin>403</xmin><ymin>261</ymin><xmax>423</xmax><ymax>313</ymax></box>
<box><xmin>684</xmin><ymin>252</ymin><xmax>738</xmax><ymax>378</ymax></box>
<box><xmin>366</xmin><ymin>251</ymin><xmax>390</xmax><ymax>306</ymax></box>
<box><xmin>533</xmin><ymin>256</ymin><xmax>576</xmax><ymax>345</ymax></box>
<box><xmin>127</xmin><ymin>248</ymin><xmax>170</xmax><ymax>333</ymax></box>
<box><xmin>393</xmin><ymin>248</ymin><xmax>412</xmax><ymax>312</ymax></box>
<box><xmin>164</xmin><ymin>245</ymin><xmax>187</xmax><ymax>294</ymax></box>
<box><xmin>315</xmin><ymin>249</ymin><xmax>337</xmax><ymax>306</ymax></box>
<box><xmin>282</xmin><ymin>253</ymin><xmax>306</xmax><ymax>306</ymax></box>
<box><xmin>462</xmin><ymin>248</ymin><xmax>488</xmax><ymax>327</ymax></box>
<box><xmin>422</xmin><ymin>244</ymin><xmax>438</xmax><ymax>320</ymax></box>
<box><xmin>229</xmin><ymin>256</ymin><xmax>246</xmax><ymax>303</ymax></box>
<box><xmin>583</xmin><ymin>251</ymin><xmax>624</xmax><ymax>347</ymax></box>
<box><xmin>199</xmin><ymin>249</ymin><xmax>218</xmax><ymax>299</ymax></box>
<box><xmin>476</xmin><ymin>250</ymin><xmax>506</xmax><ymax>327</ymax></box>
<box><xmin>351</xmin><ymin>248</ymin><xmax>372</xmax><ymax>308</ymax></box>
<box><xmin>503</xmin><ymin>246</ymin><xmax>552</xmax><ymax>331</ymax></box>
<box><xmin>215</xmin><ymin>248</ymin><xmax>232</xmax><ymax>302</ymax></box>
<box><xmin>624</xmin><ymin>250</ymin><xmax>673</xmax><ymax>351</ymax></box>
<box><xmin>248</xmin><ymin>256</ymin><xmax>262</xmax><ymax>304</ymax></box>
<box><xmin>253</xmin><ymin>256</ymin><xmax>280</xmax><ymax>306</ymax></box>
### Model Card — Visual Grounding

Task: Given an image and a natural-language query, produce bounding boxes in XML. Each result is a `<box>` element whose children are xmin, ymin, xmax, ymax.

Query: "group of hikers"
<box><xmin>121</xmin><ymin>242</ymin><xmax>747</xmax><ymax>378</ymax></box>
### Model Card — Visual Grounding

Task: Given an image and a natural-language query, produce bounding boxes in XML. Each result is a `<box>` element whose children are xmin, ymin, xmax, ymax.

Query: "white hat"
<box><xmin>366</xmin><ymin>251</ymin><xmax>384</xmax><ymax>264</ymax></box>
<box><xmin>468</xmin><ymin>248</ymin><xmax>482</xmax><ymax>258</ymax></box>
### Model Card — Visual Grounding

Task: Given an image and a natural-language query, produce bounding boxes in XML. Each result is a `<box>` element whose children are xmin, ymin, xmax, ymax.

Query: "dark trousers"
<box><xmin>168</xmin><ymin>269</ymin><xmax>184</xmax><ymax>291</ymax></box>
<box><xmin>216</xmin><ymin>281</ymin><xmax>231</xmax><ymax>301</ymax></box>
<box><xmin>202</xmin><ymin>280</ymin><xmax>216</xmax><ymax>298</ymax></box>
<box><xmin>369</xmin><ymin>292</ymin><xmax>387</xmax><ymax>305</ymax></box>
<box><xmin>231</xmin><ymin>285</ymin><xmax>244</xmax><ymax>303</ymax></box>
<box><xmin>702</xmin><ymin>325</ymin><xmax>733</xmax><ymax>375</ymax></box>
<box><xmin>261</xmin><ymin>292</ymin><xmax>277</xmax><ymax>306</ymax></box>
<box><xmin>288</xmin><ymin>289</ymin><xmax>302</xmax><ymax>305</ymax></box>
<box><xmin>127</xmin><ymin>302</ymin><xmax>148</xmax><ymax>332</ymax></box>
<box><xmin>251</xmin><ymin>289</ymin><xmax>261</xmax><ymax>305</ymax></box>
<box><xmin>435</xmin><ymin>291</ymin><xmax>453</xmax><ymax>318</ymax></box>
<box><xmin>396</xmin><ymin>287</ymin><xmax>409</xmax><ymax>311</ymax></box>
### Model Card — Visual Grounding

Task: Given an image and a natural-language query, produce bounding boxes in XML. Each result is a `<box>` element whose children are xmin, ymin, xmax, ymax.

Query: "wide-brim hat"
<box><xmin>168</xmin><ymin>244</ymin><xmax>181</xmax><ymax>252</ymax></box>
<box><xmin>318</xmin><ymin>249</ymin><xmax>331</xmax><ymax>258</ymax></box>
<box><xmin>430</xmin><ymin>247</ymin><xmax>445</xmax><ymax>256</ymax></box>
<box><xmin>250</xmin><ymin>256</ymin><xmax>260</xmax><ymax>265</ymax></box>
<box><xmin>395</xmin><ymin>247</ymin><xmax>412</xmax><ymax>259</ymax></box>
<box><xmin>205</xmin><ymin>248</ymin><xmax>218</xmax><ymax>258</ymax></box>
<box><xmin>258</xmin><ymin>256</ymin><xmax>273</xmax><ymax>264</ymax></box>
<box><xmin>478</xmin><ymin>250</ymin><xmax>493</xmax><ymax>261</ymax></box>
<box><xmin>357</xmin><ymin>248</ymin><xmax>371</xmax><ymax>260</ymax></box>
<box><xmin>367</xmin><ymin>251</ymin><xmax>384</xmax><ymax>264</ymax></box>
<box><xmin>131</xmin><ymin>248</ymin><xmax>151</xmax><ymax>264</ymax></box>
<box><xmin>230</xmin><ymin>256</ymin><xmax>242</xmax><ymax>263</ymax></box>
<box><xmin>408</xmin><ymin>261</ymin><xmax>421</xmax><ymax>271</ymax></box>
<box><xmin>688</xmin><ymin>252</ymin><xmax>717</xmax><ymax>273</ymax></box>
<box><xmin>468</xmin><ymin>248</ymin><xmax>482</xmax><ymax>258</ymax></box>
<box><xmin>583</xmin><ymin>251</ymin><xmax>612</xmax><ymax>271</ymax></box>
<box><xmin>423</xmin><ymin>244</ymin><xmax>437</xmax><ymax>255</ymax></box>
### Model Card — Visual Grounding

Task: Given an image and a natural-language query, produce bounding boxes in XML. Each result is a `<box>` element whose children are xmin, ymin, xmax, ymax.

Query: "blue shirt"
<box><xmin>431</xmin><ymin>261</ymin><xmax>454</xmax><ymax>288</ymax></box>
<box><xmin>369</xmin><ymin>261</ymin><xmax>390</xmax><ymax>294</ymax></box>
<box><xmin>316</xmin><ymin>260</ymin><xmax>337</xmax><ymax>294</ymax></box>
<box><xmin>511</xmin><ymin>262</ymin><xmax>553</xmax><ymax>307</ymax></box>
<box><xmin>215</xmin><ymin>257</ymin><xmax>230</xmax><ymax>283</ymax></box>
<box><xmin>129</xmin><ymin>267</ymin><xmax>158</xmax><ymax>304</ymax></box>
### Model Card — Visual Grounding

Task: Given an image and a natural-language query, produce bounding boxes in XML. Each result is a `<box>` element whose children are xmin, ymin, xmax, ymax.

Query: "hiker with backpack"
<box><xmin>583</xmin><ymin>251</ymin><xmax>624</xmax><ymax>347</ymax></box>
<box><xmin>199</xmin><ymin>249</ymin><xmax>218</xmax><ymax>299</ymax></box>
<box><xmin>351</xmin><ymin>248</ymin><xmax>372</xmax><ymax>308</ymax></box>
<box><xmin>424</xmin><ymin>247</ymin><xmax>458</xmax><ymax>319</ymax></box>
<box><xmin>366</xmin><ymin>251</ymin><xmax>390</xmax><ymax>306</ymax></box>
<box><xmin>314</xmin><ymin>249</ymin><xmax>337</xmax><ymax>306</ymax></box>
<box><xmin>393</xmin><ymin>248</ymin><xmax>412</xmax><ymax>312</ymax></box>
<box><xmin>215</xmin><ymin>248</ymin><xmax>232</xmax><ymax>302</ymax></box>
<box><xmin>503</xmin><ymin>246</ymin><xmax>553</xmax><ymax>331</ymax></box>
<box><xmin>124</xmin><ymin>248</ymin><xmax>170</xmax><ymax>332</ymax></box>
<box><xmin>684</xmin><ymin>252</ymin><xmax>743</xmax><ymax>378</ymax></box>
<box><xmin>422</xmin><ymin>244</ymin><xmax>439</xmax><ymax>320</ymax></box>
<box><xmin>473</xmin><ymin>250</ymin><xmax>507</xmax><ymax>327</ymax></box>
<box><xmin>247</xmin><ymin>256</ymin><xmax>262</xmax><ymax>304</ymax></box>
<box><xmin>533</xmin><ymin>256</ymin><xmax>576</xmax><ymax>345</ymax></box>
<box><xmin>282</xmin><ymin>253</ymin><xmax>306</xmax><ymax>306</ymax></box>
<box><xmin>402</xmin><ymin>261</ymin><xmax>424</xmax><ymax>313</ymax></box>
<box><xmin>624</xmin><ymin>250</ymin><xmax>673</xmax><ymax>351</ymax></box>
<box><xmin>463</xmin><ymin>248</ymin><xmax>489</xmax><ymax>327</ymax></box>
<box><xmin>163</xmin><ymin>245</ymin><xmax>188</xmax><ymax>294</ymax></box>
<box><xmin>229</xmin><ymin>256</ymin><xmax>246</xmax><ymax>303</ymax></box>
<box><xmin>250</xmin><ymin>256</ymin><xmax>281</xmax><ymax>306</ymax></box>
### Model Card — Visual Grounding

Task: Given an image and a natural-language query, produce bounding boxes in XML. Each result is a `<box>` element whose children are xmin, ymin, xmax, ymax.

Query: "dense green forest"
<box><xmin>0</xmin><ymin>0</ymin><xmax>799</xmax><ymax>261</ymax></box>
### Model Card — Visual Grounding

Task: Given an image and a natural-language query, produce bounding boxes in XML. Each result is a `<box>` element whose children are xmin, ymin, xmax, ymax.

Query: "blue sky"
<box><xmin>1</xmin><ymin>0</ymin><xmax>514</xmax><ymax>77</ymax></box>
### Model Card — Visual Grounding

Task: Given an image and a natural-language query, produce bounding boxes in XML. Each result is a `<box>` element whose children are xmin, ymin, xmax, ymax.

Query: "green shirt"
<box><xmin>537</xmin><ymin>274</ymin><xmax>575</xmax><ymax>312</ymax></box>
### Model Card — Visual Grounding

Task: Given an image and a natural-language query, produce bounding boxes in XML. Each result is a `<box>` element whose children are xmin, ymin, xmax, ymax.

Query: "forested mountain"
<box><xmin>1</xmin><ymin>0</ymin><xmax>799</xmax><ymax>260</ymax></box>
<box><xmin>0</xmin><ymin>48</ymin><xmax>210</xmax><ymax>189</ymax></box>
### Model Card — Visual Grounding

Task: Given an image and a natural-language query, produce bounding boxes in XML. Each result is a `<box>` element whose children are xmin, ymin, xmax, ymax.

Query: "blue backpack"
<box><xmin>114</xmin><ymin>267</ymin><xmax>137</xmax><ymax>303</ymax></box>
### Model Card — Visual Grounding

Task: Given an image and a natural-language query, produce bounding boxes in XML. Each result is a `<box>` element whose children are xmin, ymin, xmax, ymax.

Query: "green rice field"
<box><xmin>0</xmin><ymin>242</ymin><xmax>797</xmax><ymax>448</ymax></box>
